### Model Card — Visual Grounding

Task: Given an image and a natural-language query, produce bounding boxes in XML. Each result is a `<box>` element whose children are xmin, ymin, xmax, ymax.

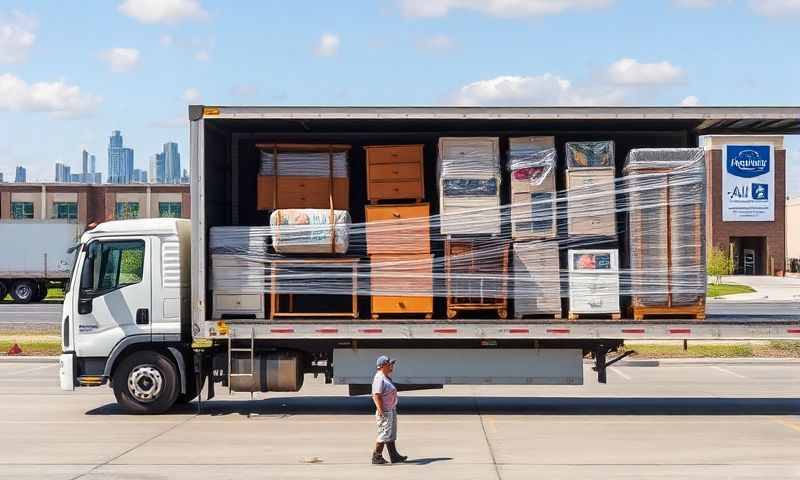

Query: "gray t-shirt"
<box><xmin>371</xmin><ymin>371</ymin><xmax>398</xmax><ymax>410</ymax></box>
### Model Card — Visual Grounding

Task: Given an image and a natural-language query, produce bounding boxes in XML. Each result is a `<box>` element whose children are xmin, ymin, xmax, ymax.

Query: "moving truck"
<box><xmin>0</xmin><ymin>220</ymin><xmax>82</xmax><ymax>303</ymax></box>
<box><xmin>59</xmin><ymin>106</ymin><xmax>800</xmax><ymax>414</ymax></box>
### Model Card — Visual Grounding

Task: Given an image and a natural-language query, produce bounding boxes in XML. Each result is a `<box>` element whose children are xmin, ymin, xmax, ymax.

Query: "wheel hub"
<box><xmin>16</xmin><ymin>285</ymin><xmax>32</xmax><ymax>299</ymax></box>
<box><xmin>127</xmin><ymin>365</ymin><xmax>163</xmax><ymax>403</ymax></box>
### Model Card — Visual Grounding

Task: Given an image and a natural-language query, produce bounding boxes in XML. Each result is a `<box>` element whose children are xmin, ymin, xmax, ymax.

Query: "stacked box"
<box><xmin>623</xmin><ymin>148</ymin><xmax>706</xmax><ymax>320</ymax></box>
<box><xmin>208</xmin><ymin>226</ymin><xmax>268</xmax><ymax>319</ymax></box>
<box><xmin>438</xmin><ymin>137</ymin><xmax>501</xmax><ymax>235</ymax></box>
<box><xmin>513</xmin><ymin>241</ymin><xmax>561</xmax><ymax>318</ymax></box>
<box><xmin>565</xmin><ymin>141</ymin><xmax>616</xmax><ymax>237</ymax></box>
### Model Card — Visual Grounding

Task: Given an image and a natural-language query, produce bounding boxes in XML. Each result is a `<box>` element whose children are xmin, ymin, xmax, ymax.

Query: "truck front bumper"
<box><xmin>59</xmin><ymin>353</ymin><xmax>75</xmax><ymax>391</ymax></box>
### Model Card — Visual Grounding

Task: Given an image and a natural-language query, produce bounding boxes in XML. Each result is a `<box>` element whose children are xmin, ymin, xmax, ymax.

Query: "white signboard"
<box><xmin>722</xmin><ymin>144</ymin><xmax>774</xmax><ymax>222</ymax></box>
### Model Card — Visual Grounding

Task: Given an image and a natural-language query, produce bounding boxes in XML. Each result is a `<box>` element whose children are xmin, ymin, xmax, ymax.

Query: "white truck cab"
<box><xmin>60</xmin><ymin>218</ymin><xmax>192</xmax><ymax>414</ymax></box>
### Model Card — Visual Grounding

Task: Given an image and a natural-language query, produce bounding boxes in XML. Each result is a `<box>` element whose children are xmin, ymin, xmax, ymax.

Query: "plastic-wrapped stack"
<box><xmin>565</xmin><ymin>141</ymin><xmax>616</xmax><ymax>237</ymax></box>
<box><xmin>208</xmin><ymin>226</ymin><xmax>269</xmax><ymax>319</ymax></box>
<box><xmin>513</xmin><ymin>240</ymin><xmax>561</xmax><ymax>318</ymax></box>
<box><xmin>509</xmin><ymin>137</ymin><xmax>557</xmax><ymax>239</ymax></box>
<box><xmin>438</xmin><ymin>137</ymin><xmax>501</xmax><ymax>235</ymax></box>
<box><xmin>256</xmin><ymin>144</ymin><xmax>350</xmax><ymax>211</ymax></box>
<box><xmin>270</xmin><ymin>209</ymin><xmax>350</xmax><ymax>254</ymax></box>
<box><xmin>567</xmin><ymin>249</ymin><xmax>621</xmax><ymax>319</ymax></box>
<box><xmin>623</xmin><ymin>148</ymin><xmax>706</xmax><ymax>320</ymax></box>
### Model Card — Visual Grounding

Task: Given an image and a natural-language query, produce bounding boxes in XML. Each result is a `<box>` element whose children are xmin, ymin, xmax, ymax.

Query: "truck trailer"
<box><xmin>0</xmin><ymin>220</ymin><xmax>82</xmax><ymax>303</ymax></box>
<box><xmin>59</xmin><ymin>106</ymin><xmax>800</xmax><ymax>414</ymax></box>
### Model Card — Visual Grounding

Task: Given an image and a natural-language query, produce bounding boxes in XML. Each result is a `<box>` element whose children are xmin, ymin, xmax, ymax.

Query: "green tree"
<box><xmin>707</xmin><ymin>247</ymin><xmax>734</xmax><ymax>285</ymax></box>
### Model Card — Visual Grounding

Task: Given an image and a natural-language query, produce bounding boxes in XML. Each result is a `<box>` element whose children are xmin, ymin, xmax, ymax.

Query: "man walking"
<box><xmin>371</xmin><ymin>355</ymin><xmax>407</xmax><ymax>464</ymax></box>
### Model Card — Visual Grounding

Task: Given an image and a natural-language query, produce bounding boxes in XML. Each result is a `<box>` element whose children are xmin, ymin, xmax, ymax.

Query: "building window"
<box><xmin>158</xmin><ymin>202</ymin><xmax>182</xmax><ymax>218</ymax></box>
<box><xmin>54</xmin><ymin>202</ymin><xmax>78</xmax><ymax>219</ymax></box>
<box><xmin>11</xmin><ymin>202</ymin><xmax>34</xmax><ymax>219</ymax></box>
<box><xmin>115</xmin><ymin>202</ymin><xmax>140</xmax><ymax>219</ymax></box>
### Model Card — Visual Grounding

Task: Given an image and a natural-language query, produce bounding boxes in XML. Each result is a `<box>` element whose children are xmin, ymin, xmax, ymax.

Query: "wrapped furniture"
<box><xmin>624</xmin><ymin>148</ymin><xmax>706</xmax><ymax>320</ymax></box>
<box><xmin>365</xmin><ymin>145</ymin><xmax>425</xmax><ymax>203</ymax></box>
<box><xmin>208</xmin><ymin>226</ymin><xmax>268</xmax><ymax>319</ymax></box>
<box><xmin>445</xmin><ymin>238</ymin><xmax>509</xmax><ymax>319</ymax></box>
<box><xmin>257</xmin><ymin>144</ymin><xmax>350</xmax><ymax>211</ymax></box>
<box><xmin>567</xmin><ymin>249</ymin><xmax>620</xmax><ymax>320</ymax></box>
<box><xmin>438</xmin><ymin>137</ymin><xmax>501</xmax><ymax>235</ymax></box>
<box><xmin>509</xmin><ymin>137</ymin><xmax>557</xmax><ymax>239</ymax></box>
<box><xmin>269</xmin><ymin>257</ymin><xmax>359</xmax><ymax>318</ymax></box>
<box><xmin>370</xmin><ymin>254</ymin><xmax>433</xmax><ymax>318</ymax></box>
<box><xmin>269</xmin><ymin>209</ymin><xmax>350</xmax><ymax>254</ymax></box>
<box><xmin>565</xmin><ymin>141</ymin><xmax>616</xmax><ymax>237</ymax></box>
<box><xmin>513</xmin><ymin>240</ymin><xmax>561</xmax><ymax>319</ymax></box>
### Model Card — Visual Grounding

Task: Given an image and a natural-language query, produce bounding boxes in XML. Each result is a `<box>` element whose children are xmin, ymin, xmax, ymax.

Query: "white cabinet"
<box><xmin>567</xmin><ymin>249</ymin><xmax>620</xmax><ymax>318</ymax></box>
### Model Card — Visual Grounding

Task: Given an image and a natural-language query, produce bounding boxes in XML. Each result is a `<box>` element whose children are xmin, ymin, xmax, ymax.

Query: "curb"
<box><xmin>0</xmin><ymin>356</ymin><xmax>59</xmax><ymax>364</ymax></box>
<box><xmin>620</xmin><ymin>357</ymin><xmax>800</xmax><ymax>366</ymax></box>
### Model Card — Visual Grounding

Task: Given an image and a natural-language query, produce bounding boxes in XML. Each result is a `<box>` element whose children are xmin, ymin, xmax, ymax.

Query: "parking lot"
<box><xmin>1</xmin><ymin>359</ymin><xmax>799</xmax><ymax>479</ymax></box>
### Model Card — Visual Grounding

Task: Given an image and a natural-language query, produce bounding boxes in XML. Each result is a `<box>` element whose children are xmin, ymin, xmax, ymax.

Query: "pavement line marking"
<box><xmin>710</xmin><ymin>366</ymin><xmax>748</xmax><ymax>379</ymax></box>
<box><xmin>0</xmin><ymin>364</ymin><xmax>55</xmax><ymax>377</ymax></box>
<box><xmin>609</xmin><ymin>367</ymin><xmax>632</xmax><ymax>380</ymax></box>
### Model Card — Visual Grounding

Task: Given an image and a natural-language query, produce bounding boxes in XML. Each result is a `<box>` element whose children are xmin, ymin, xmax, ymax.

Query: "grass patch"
<box><xmin>627</xmin><ymin>341</ymin><xmax>800</xmax><ymax>359</ymax></box>
<box><xmin>0</xmin><ymin>335</ymin><xmax>61</xmax><ymax>356</ymax></box>
<box><xmin>707</xmin><ymin>283</ymin><xmax>756</xmax><ymax>298</ymax></box>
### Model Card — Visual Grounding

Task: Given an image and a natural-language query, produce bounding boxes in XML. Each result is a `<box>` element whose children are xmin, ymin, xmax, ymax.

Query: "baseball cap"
<box><xmin>376</xmin><ymin>355</ymin><xmax>396</xmax><ymax>368</ymax></box>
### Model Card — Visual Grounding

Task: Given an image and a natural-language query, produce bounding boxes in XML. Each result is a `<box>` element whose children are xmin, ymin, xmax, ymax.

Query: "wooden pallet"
<box><xmin>631</xmin><ymin>304</ymin><xmax>706</xmax><ymax>321</ymax></box>
<box><xmin>568</xmin><ymin>312</ymin><xmax>621</xmax><ymax>321</ymax></box>
<box><xmin>372</xmin><ymin>313</ymin><xmax>433</xmax><ymax>320</ymax></box>
<box><xmin>515</xmin><ymin>312</ymin><xmax>562</xmax><ymax>320</ymax></box>
<box><xmin>447</xmin><ymin>304</ymin><xmax>508</xmax><ymax>320</ymax></box>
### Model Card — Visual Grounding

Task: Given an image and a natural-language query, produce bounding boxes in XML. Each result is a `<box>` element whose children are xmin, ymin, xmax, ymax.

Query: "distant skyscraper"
<box><xmin>181</xmin><ymin>168</ymin><xmax>189</xmax><ymax>184</ymax></box>
<box><xmin>15</xmin><ymin>166</ymin><xmax>26</xmax><ymax>183</ymax></box>
<box><xmin>131</xmin><ymin>168</ymin><xmax>147</xmax><ymax>183</ymax></box>
<box><xmin>55</xmin><ymin>162</ymin><xmax>71</xmax><ymax>182</ymax></box>
<box><xmin>122</xmin><ymin>148</ymin><xmax>134</xmax><ymax>184</ymax></box>
<box><xmin>81</xmin><ymin>150</ymin><xmax>89</xmax><ymax>182</ymax></box>
<box><xmin>0</xmin><ymin>172</ymin><xmax>4</xmax><ymax>182</ymax></box>
<box><xmin>163</xmin><ymin>142</ymin><xmax>180</xmax><ymax>184</ymax></box>
<box><xmin>90</xmin><ymin>154</ymin><xmax>96</xmax><ymax>175</ymax></box>
<box><xmin>70</xmin><ymin>173</ymin><xmax>81</xmax><ymax>183</ymax></box>
<box><xmin>108</xmin><ymin>130</ymin><xmax>124</xmax><ymax>183</ymax></box>
<box><xmin>94</xmin><ymin>172</ymin><xmax>102</xmax><ymax>184</ymax></box>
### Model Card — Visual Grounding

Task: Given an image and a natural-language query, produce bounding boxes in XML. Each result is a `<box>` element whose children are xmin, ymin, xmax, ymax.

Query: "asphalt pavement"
<box><xmin>1</xmin><ymin>359</ymin><xmax>799</xmax><ymax>479</ymax></box>
<box><xmin>0</xmin><ymin>303</ymin><xmax>61</xmax><ymax>330</ymax></box>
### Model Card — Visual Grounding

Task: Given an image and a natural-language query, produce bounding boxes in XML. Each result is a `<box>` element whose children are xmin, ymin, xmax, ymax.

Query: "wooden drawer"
<box><xmin>212</xmin><ymin>292</ymin><xmax>265</xmax><ymax>319</ymax></box>
<box><xmin>368</xmin><ymin>180</ymin><xmax>423</xmax><ymax>202</ymax></box>
<box><xmin>258</xmin><ymin>176</ymin><xmax>349</xmax><ymax>210</ymax></box>
<box><xmin>365</xmin><ymin>204</ymin><xmax>430</xmax><ymax>254</ymax></box>
<box><xmin>366</xmin><ymin>145</ymin><xmax>422</xmax><ymax>165</ymax></box>
<box><xmin>369</xmin><ymin>162</ymin><xmax>421</xmax><ymax>182</ymax></box>
<box><xmin>372</xmin><ymin>296</ymin><xmax>433</xmax><ymax>315</ymax></box>
<box><xmin>439</xmin><ymin>138</ymin><xmax>497</xmax><ymax>160</ymax></box>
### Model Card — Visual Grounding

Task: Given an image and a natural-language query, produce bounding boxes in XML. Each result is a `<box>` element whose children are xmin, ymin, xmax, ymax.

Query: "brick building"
<box><xmin>704</xmin><ymin>136</ymin><xmax>786</xmax><ymax>275</ymax></box>
<box><xmin>0</xmin><ymin>183</ymin><xmax>190</xmax><ymax>226</ymax></box>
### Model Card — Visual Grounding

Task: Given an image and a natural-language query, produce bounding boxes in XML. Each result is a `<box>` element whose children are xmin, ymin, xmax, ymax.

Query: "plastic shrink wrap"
<box><xmin>509</xmin><ymin>137</ymin><xmax>557</xmax><ymax>239</ymax></box>
<box><xmin>270</xmin><ymin>209</ymin><xmax>350</xmax><ymax>254</ymax></box>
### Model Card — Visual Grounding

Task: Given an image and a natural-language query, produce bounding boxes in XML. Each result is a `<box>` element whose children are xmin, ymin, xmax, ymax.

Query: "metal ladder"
<box><xmin>227</xmin><ymin>327</ymin><xmax>255</xmax><ymax>396</ymax></box>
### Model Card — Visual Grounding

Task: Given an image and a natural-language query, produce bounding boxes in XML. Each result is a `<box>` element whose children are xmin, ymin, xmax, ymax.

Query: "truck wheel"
<box><xmin>112</xmin><ymin>351</ymin><xmax>179</xmax><ymax>414</ymax></box>
<box><xmin>10</xmin><ymin>280</ymin><xmax>36</xmax><ymax>304</ymax></box>
<box><xmin>0</xmin><ymin>281</ymin><xmax>7</xmax><ymax>301</ymax></box>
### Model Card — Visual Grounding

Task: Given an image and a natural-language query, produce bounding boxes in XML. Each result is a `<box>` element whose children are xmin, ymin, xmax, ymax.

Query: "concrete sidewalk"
<box><xmin>708</xmin><ymin>275</ymin><xmax>800</xmax><ymax>302</ymax></box>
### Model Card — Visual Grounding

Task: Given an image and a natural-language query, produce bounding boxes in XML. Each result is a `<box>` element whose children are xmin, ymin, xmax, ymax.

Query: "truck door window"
<box><xmin>81</xmin><ymin>240</ymin><xmax>145</xmax><ymax>295</ymax></box>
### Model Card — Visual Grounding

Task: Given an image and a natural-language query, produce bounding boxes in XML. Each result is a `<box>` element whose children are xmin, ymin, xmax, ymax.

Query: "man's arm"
<box><xmin>372</xmin><ymin>393</ymin><xmax>384</xmax><ymax>416</ymax></box>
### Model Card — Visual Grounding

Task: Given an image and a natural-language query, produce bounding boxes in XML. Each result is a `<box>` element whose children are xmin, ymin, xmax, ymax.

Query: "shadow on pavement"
<box><xmin>85</xmin><ymin>395</ymin><xmax>800</xmax><ymax>416</ymax></box>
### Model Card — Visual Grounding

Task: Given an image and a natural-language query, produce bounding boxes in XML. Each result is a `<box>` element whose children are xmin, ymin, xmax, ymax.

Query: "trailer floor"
<box><xmin>1</xmin><ymin>359</ymin><xmax>799</xmax><ymax>479</ymax></box>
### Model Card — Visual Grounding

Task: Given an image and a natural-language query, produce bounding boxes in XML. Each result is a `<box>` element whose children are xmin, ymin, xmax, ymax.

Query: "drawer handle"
<box><xmin>391</xmin><ymin>153</ymin><xmax>399</xmax><ymax>157</ymax></box>
<box><xmin>398</xmin><ymin>301</ymin><xmax>406</xmax><ymax>308</ymax></box>
<box><xmin>392</xmin><ymin>212</ymin><xmax>400</xmax><ymax>218</ymax></box>
<box><xmin>393</xmin><ymin>187</ymin><xmax>399</xmax><ymax>192</ymax></box>
<box><xmin>299</xmin><ymin>183</ymin><xmax>305</xmax><ymax>187</ymax></box>
<box><xmin>392</xmin><ymin>170</ymin><xmax>399</xmax><ymax>175</ymax></box>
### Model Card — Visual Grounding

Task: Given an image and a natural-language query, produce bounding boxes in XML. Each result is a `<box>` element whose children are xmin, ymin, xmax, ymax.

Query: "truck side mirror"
<box><xmin>78</xmin><ymin>296</ymin><xmax>93</xmax><ymax>315</ymax></box>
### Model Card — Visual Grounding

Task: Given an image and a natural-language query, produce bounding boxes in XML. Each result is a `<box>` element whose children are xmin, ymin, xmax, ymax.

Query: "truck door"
<box><xmin>73</xmin><ymin>238</ymin><xmax>152</xmax><ymax>358</ymax></box>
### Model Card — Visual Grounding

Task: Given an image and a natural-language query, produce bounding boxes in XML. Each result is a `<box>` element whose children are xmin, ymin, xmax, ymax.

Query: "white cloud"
<box><xmin>0</xmin><ymin>73</ymin><xmax>101</xmax><ymax>117</ymax></box>
<box><xmin>0</xmin><ymin>11</ymin><xmax>36</xmax><ymax>64</ymax></box>
<box><xmin>416</xmin><ymin>34</ymin><xmax>456</xmax><ymax>52</ymax></box>
<box><xmin>449</xmin><ymin>73</ymin><xmax>625</xmax><ymax>106</ymax></box>
<box><xmin>749</xmin><ymin>0</ymin><xmax>800</xmax><ymax>16</ymax></box>
<box><xmin>100</xmin><ymin>48</ymin><xmax>140</xmax><ymax>73</ymax></box>
<box><xmin>118</xmin><ymin>0</ymin><xmax>208</xmax><ymax>24</ymax></box>
<box><xmin>680</xmin><ymin>95</ymin><xmax>700</xmax><ymax>106</ymax></box>
<box><xmin>315</xmin><ymin>33</ymin><xmax>340</xmax><ymax>57</ymax></box>
<box><xmin>183</xmin><ymin>87</ymin><xmax>200</xmax><ymax>103</ymax></box>
<box><xmin>398</xmin><ymin>0</ymin><xmax>613</xmax><ymax>17</ymax></box>
<box><xmin>606</xmin><ymin>58</ymin><xmax>684</xmax><ymax>86</ymax></box>
<box><xmin>193</xmin><ymin>49</ymin><xmax>210</xmax><ymax>61</ymax></box>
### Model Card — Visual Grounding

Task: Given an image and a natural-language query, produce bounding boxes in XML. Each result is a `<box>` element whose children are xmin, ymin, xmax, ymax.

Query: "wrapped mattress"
<box><xmin>270</xmin><ymin>209</ymin><xmax>350</xmax><ymax>254</ymax></box>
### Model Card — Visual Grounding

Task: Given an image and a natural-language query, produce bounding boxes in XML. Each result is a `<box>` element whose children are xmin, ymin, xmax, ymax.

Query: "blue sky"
<box><xmin>0</xmin><ymin>0</ymin><xmax>798</xmax><ymax>192</ymax></box>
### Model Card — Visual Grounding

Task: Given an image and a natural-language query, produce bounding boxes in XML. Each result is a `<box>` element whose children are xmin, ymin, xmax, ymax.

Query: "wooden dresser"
<box><xmin>365</xmin><ymin>203</ymin><xmax>430</xmax><ymax>255</ymax></box>
<box><xmin>370</xmin><ymin>254</ymin><xmax>433</xmax><ymax>318</ymax></box>
<box><xmin>365</xmin><ymin>145</ymin><xmax>424</xmax><ymax>203</ymax></box>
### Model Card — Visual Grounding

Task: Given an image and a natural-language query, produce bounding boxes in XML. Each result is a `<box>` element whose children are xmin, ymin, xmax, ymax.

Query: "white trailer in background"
<box><xmin>0</xmin><ymin>220</ymin><xmax>82</xmax><ymax>303</ymax></box>
<box><xmin>58</xmin><ymin>106</ymin><xmax>800</xmax><ymax>414</ymax></box>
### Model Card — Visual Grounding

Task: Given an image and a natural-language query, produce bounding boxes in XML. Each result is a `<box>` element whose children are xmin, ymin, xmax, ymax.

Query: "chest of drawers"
<box><xmin>370</xmin><ymin>254</ymin><xmax>433</xmax><ymax>318</ymax></box>
<box><xmin>365</xmin><ymin>203</ymin><xmax>430</xmax><ymax>255</ymax></box>
<box><xmin>365</xmin><ymin>145</ymin><xmax>424</xmax><ymax>203</ymax></box>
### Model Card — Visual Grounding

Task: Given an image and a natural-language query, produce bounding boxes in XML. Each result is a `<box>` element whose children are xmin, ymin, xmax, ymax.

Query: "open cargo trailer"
<box><xmin>187</xmin><ymin>106</ymin><xmax>800</xmax><ymax>395</ymax></box>
<box><xmin>56</xmin><ymin>106</ymin><xmax>800</xmax><ymax>415</ymax></box>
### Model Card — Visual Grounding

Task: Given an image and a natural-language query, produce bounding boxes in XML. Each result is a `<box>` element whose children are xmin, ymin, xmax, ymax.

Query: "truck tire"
<box><xmin>0</xmin><ymin>281</ymin><xmax>7</xmax><ymax>301</ymax></box>
<box><xmin>10</xmin><ymin>280</ymin><xmax>36</xmax><ymax>304</ymax></box>
<box><xmin>112</xmin><ymin>351</ymin><xmax>179</xmax><ymax>414</ymax></box>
